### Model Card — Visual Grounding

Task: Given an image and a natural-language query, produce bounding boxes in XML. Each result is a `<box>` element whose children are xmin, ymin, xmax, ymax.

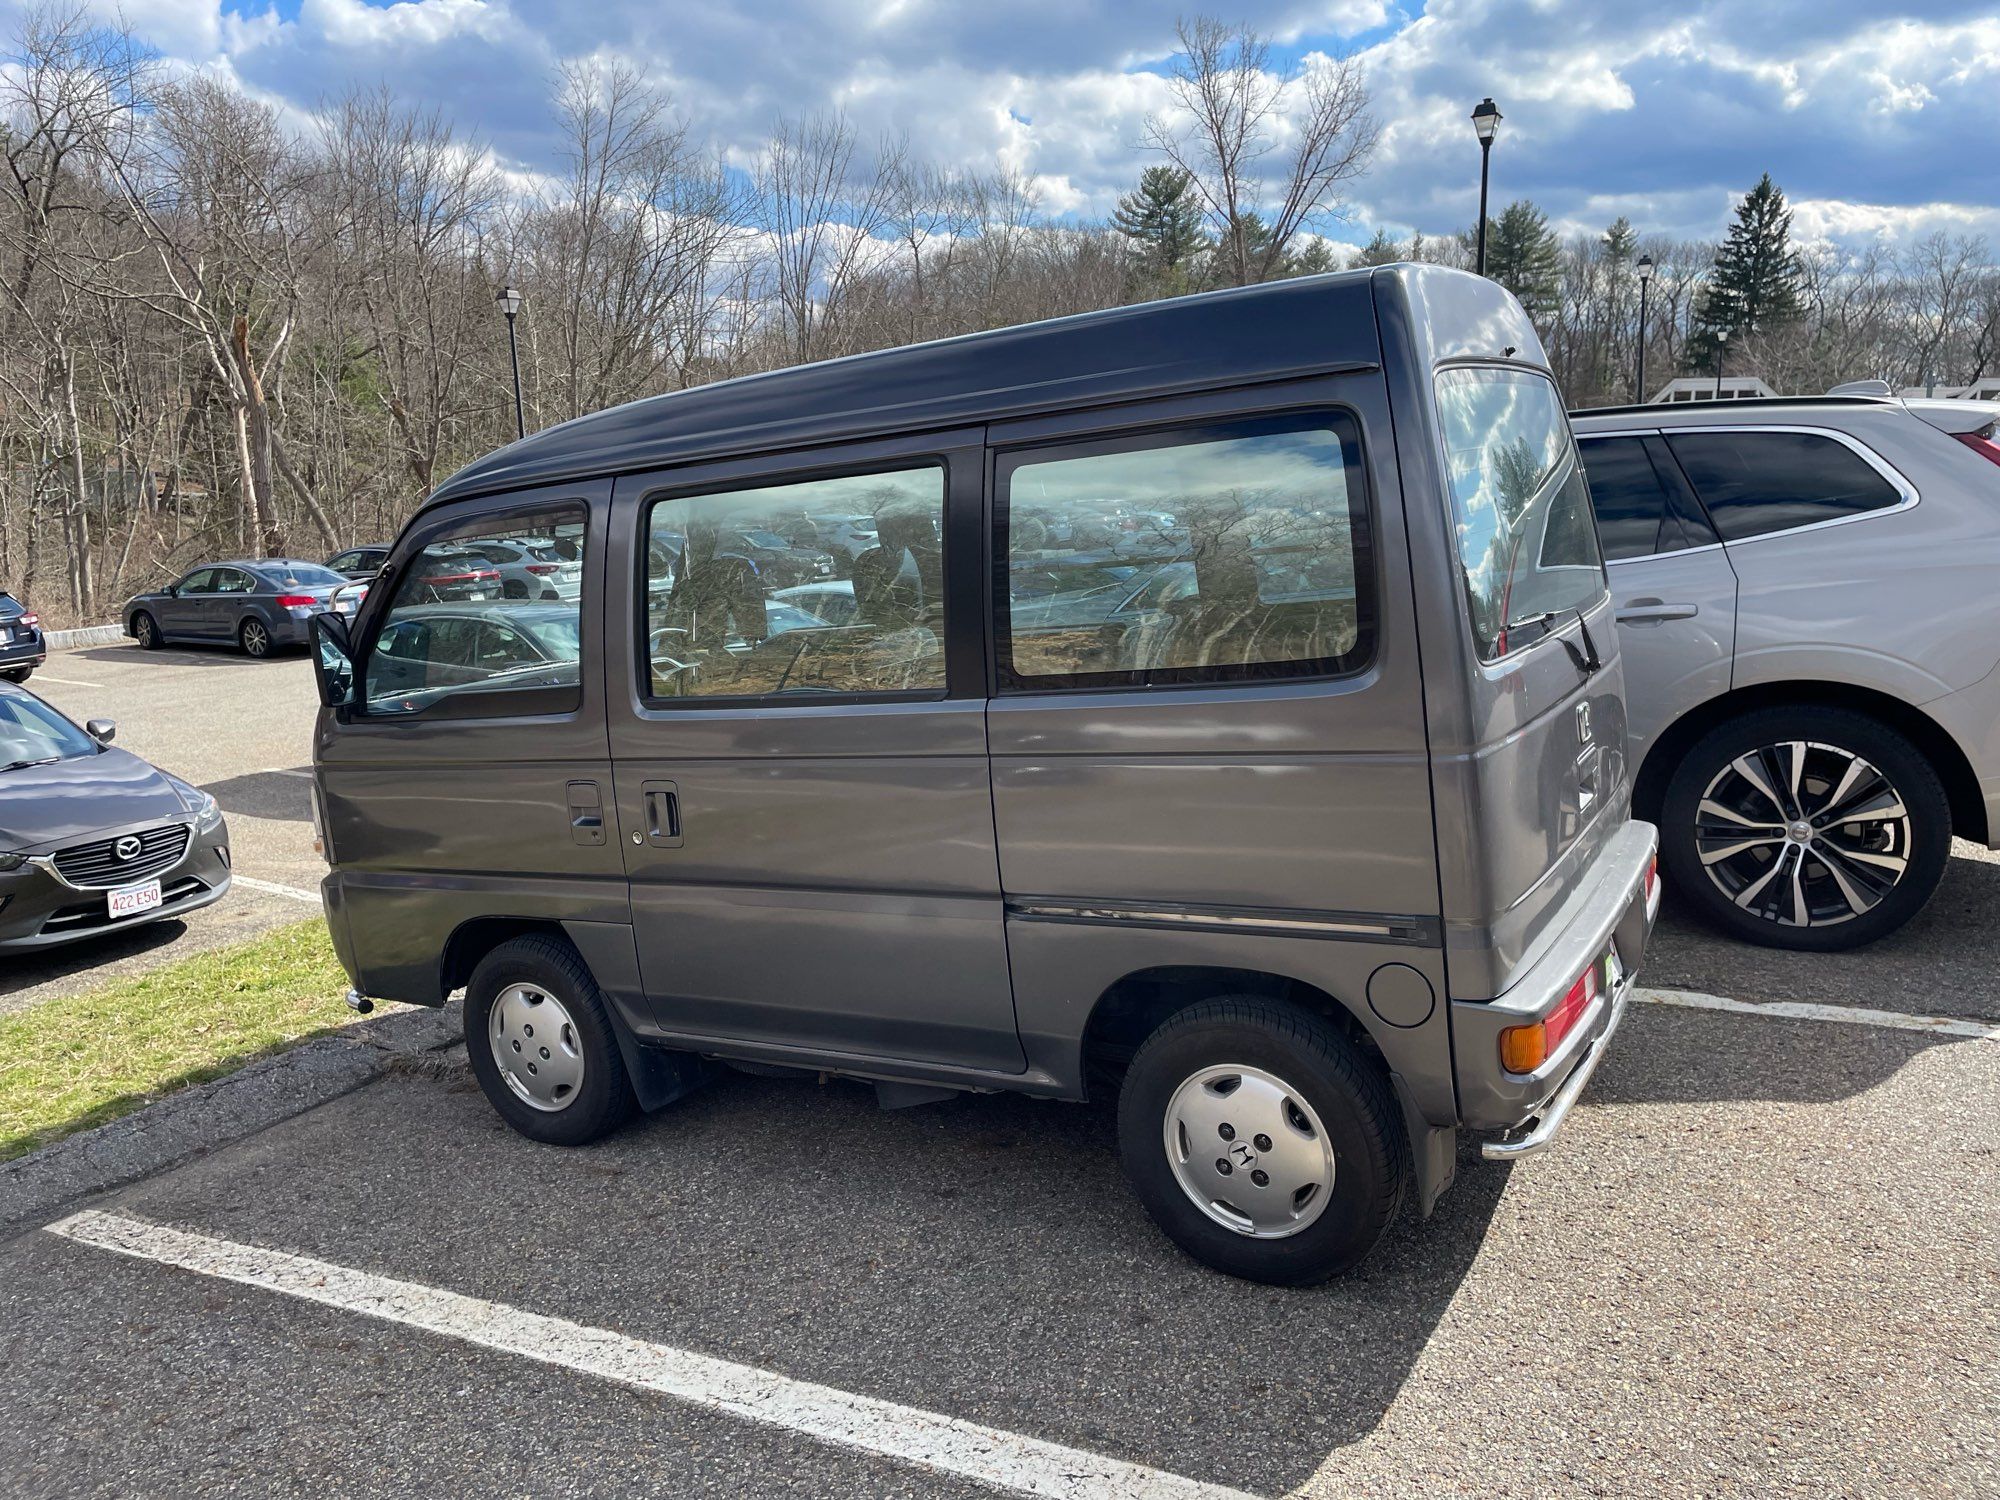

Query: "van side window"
<box><xmin>643</xmin><ymin>465</ymin><xmax>946</xmax><ymax>701</ymax></box>
<box><xmin>362</xmin><ymin>508</ymin><xmax>586</xmax><ymax>718</ymax></box>
<box><xmin>994</xmin><ymin>413</ymin><xmax>1373</xmax><ymax>691</ymax></box>
<box><xmin>1663</xmin><ymin>430</ymin><xmax>1904</xmax><ymax>542</ymax></box>
<box><xmin>1434</xmin><ymin>367</ymin><xmax>1605</xmax><ymax>661</ymax></box>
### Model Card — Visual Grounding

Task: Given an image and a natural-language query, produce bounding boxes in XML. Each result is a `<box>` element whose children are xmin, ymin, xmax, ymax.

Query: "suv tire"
<box><xmin>1660</xmin><ymin>705</ymin><xmax>1951</xmax><ymax>951</ymax></box>
<box><xmin>1116</xmin><ymin>997</ymin><xmax>1407</xmax><ymax>1285</ymax></box>
<box><xmin>464</xmin><ymin>935</ymin><xmax>638</xmax><ymax>1146</ymax></box>
<box><xmin>132</xmin><ymin>611</ymin><xmax>161</xmax><ymax>650</ymax></box>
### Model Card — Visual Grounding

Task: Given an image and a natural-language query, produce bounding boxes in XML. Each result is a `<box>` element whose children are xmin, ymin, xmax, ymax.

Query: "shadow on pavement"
<box><xmin>1645</xmin><ymin>846</ymin><xmax>2000</xmax><ymax>1023</ymax></box>
<box><xmin>206</xmin><ymin>768</ymin><xmax>314</xmax><ymax>823</ymax></box>
<box><xmin>0</xmin><ymin>920</ymin><xmax>189</xmax><ymax>1001</ymax></box>
<box><xmin>128</xmin><ymin>1064</ymin><xmax>1509</xmax><ymax>1494</ymax></box>
<box><xmin>64</xmin><ymin>642</ymin><xmax>305</xmax><ymax>668</ymax></box>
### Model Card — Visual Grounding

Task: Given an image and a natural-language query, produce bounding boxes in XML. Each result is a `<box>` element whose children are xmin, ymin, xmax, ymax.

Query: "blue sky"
<box><xmin>35</xmin><ymin>0</ymin><xmax>2000</xmax><ymax>253</ymax></box>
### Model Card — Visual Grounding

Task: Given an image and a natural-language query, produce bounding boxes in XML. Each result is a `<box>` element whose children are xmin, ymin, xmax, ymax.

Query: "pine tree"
<box><xmin>1687</xmin><ymin>174</ymin><xmax>1803</xmax><ymax>371</ymax></box>
<box><xmin>1484</xmin><ymin>200</ymin><xmax>1563</xmax><ymax>317</ymax></box>
<box><xmin>1601</xmin><ymin>216</ymin><xmax>1636</xmax><ymax>264</ymax></box>
<box><xmin>1348</xmin><ymin>228</ymin><xmax>1402</xmax><ymax>268</ymax></box>
<box><xmin>1288</xmin><ymin>237</ymin><xmax>1339</xmax><ymax>276</ymax></box>
<box><xmin>1112</xmin><ymin>166</ymin><xmax>1208</xmax><ymax>290</ymax></box>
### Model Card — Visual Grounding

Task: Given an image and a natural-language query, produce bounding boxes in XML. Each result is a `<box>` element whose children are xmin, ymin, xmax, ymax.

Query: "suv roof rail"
<box><xmin>1568</xmin><ymin>395</ymin><xmax>1897</xmax><ymax>420</ymax></box>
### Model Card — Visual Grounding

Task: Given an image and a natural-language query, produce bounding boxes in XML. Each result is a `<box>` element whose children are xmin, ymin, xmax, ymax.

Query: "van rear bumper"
<box><xmin>1451</xmin><ymin>818</ymin><xmax>1657</xmax><ymax>1136</ymax></box>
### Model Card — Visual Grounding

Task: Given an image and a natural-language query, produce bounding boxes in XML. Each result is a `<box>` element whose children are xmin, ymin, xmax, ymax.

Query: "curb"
<box><xmin>0</xmin><ymin>998</ymin><xmax>463</xmax><ymax>1241</ymax></box>
<box><xmin>45</xmin><ymin>623</ymin><xmax>126</xmax><ymax>650</ymax></box>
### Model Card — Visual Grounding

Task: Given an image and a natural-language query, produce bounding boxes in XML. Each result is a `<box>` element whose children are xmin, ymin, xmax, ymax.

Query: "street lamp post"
<box><xmin>496</xmin><ymin>285</ymin><xmax>525</xmax><ymax>440</ymax></box>
<box><xmin>1714</xmin><ymin>327</ymin><xmax>1730</xmax><ymax>395</ymax></box>
<box><xmin>1470</xmin><ymin>97</ymin><xmax>1502</xmax><ymax>276</ymax></box>
<box><xmin>1634</xmin><ymin>254</ymin><xmax>1655</xmax><ymax>402</ymax></box>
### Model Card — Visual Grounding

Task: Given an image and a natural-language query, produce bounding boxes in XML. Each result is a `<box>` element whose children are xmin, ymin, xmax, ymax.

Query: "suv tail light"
<box><xmin>1954</xmin><ymin>427</ymin><xmax>2000</xmax><ymax>468</ymax></box>
<box><xmin>17</xmin><ymin>612</ymin><xmax>36</xmax><ymax>628</ymax></box>
<box><xmin>1499</xmin><ymin>963</ymin><xmax>1601</xmax><ymax>1074</ymax></box>
<box><xmin>274</xmin><ymin>594</ymin><xmax>318</xmax><ymax>608</ymax></box>
<box><xmin>526</xmin><ymin>563</ymin><xmax>560</xmax><ymax>574</ymax></box>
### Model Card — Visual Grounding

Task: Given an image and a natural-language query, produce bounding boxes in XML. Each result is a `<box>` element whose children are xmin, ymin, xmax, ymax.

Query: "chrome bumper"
<box><xmin>1480</xmin><ymin>958</ymin><xmax>1635</xmax><ymax>1161</ymax></box>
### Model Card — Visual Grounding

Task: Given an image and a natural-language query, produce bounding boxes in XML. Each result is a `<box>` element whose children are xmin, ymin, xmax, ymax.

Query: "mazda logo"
<box><xmin>114</xmin><ymin>835</ymin><xmax>143</xmax><ymax>861</ymax></box>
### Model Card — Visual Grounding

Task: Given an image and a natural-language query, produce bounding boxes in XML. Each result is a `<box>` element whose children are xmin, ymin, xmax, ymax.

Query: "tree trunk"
<box><xmin>231</xmin><ymin>317</ymin><xmax>283</xmax><ymax>557</ymax></box>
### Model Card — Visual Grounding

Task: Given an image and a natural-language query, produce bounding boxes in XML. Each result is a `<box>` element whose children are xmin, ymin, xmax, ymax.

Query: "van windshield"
<box><xmin>1435</xmin><ymin>367</ymin><xmax>1604</xmax><ymax>661</ymax></box>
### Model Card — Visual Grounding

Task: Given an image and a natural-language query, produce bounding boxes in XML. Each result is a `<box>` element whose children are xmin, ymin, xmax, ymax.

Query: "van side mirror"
<box><xmin>85</xmin><ymin>718</ymin><xmax>116</xmax><ymax>744</ymax></box>
<box><xmin>311</xmin><ymin>612</ymin><xmax>358</xmax><ymax>708</ymax></box>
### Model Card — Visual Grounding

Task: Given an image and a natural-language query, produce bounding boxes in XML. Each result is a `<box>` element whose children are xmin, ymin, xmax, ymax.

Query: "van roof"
<box><xmin>424</xmin><ymin>264</ymin><xmax>1541</xmax><ymax>510</ymax></box>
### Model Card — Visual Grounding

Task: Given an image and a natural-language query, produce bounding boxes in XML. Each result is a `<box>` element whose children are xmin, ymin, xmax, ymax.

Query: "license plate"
<box><xmin>335</xmin><ymin>598</ymin><xmax>356</xmax><ymax>614</ymax></box>
<box><xmin>0</xmin><ymin>627</ymin><xmax>9</xmax><ymax>643</ymax></box>
<box><xmin>107</xmin><ymin>879</ymin><xmax>164</xmax><ymax>920</ymax></box>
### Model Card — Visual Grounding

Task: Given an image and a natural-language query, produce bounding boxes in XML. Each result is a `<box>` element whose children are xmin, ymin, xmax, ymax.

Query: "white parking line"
<box><xmin>1636</xmin><ymin>986</ymin><xmax>2000</xmax><ymax>1041</ymax></box>
<box><xmin>45</xmin><ymin>1210</ymin><xmax>1255</xmax><ymax>1500</ymax></box>
<box><xmin>26</xmin><ymin>674</ymin><xmax>102</xmax><ymax>688</ymax></box>
<box><xmin>232</xmin><ymin>874</ymin><xmax>322</xmax><ymax>906</ymax></box>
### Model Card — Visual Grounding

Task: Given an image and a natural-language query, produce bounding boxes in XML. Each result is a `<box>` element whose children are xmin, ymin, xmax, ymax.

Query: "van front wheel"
<box><xmin>1117</xmin><ymin>998</ymin><xmax>1407</xmax><ymax>1285</ymax></box>
<box><xmin>464</xmin><ymin>936</ymin><xmax>637</xmax><ymax>1146</ymax></box>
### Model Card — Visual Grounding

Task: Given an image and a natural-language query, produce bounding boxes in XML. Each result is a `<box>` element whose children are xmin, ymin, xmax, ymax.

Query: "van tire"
<box><xmin>1659</xmin><ymin>705</ymin><xmax>1951</xmax><ymax>951</ymax></box>
<box><xmin>464</xmin><ymin>935</ymin><xmax>637</xmax><ymax>1146</ymax></box>
<box><xmin>1116</xmin><ymin>997</ymin><xmax>1406</xmax><ymax>1285</ymax></box>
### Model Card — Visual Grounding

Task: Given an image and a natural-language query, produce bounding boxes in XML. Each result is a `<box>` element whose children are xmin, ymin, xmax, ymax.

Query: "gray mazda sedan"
<box><xmin>0</xmin><ymin>683</ymin><xmax>231</xmax><ymax>948</ymax></box>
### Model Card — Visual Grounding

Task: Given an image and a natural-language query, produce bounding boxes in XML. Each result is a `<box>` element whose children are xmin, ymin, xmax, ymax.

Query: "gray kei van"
<box><xmin>309</xmin><ymin>265</ymin><xmax>1657</xmax><ymax>1284</ymax></box>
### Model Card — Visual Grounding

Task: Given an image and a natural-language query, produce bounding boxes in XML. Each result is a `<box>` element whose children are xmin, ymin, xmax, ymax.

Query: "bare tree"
<box><xmin>1144</xmin><ymin>14</ymin><xmax>1376</xmax><ymax>286</ymax></box>
<box><xmin>755</xmin><ymin>111</ymin><xmax>897</xmax><ymax>361</ymax></box>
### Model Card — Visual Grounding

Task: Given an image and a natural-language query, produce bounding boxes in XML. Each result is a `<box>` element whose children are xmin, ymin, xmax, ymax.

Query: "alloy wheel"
<box><xmin>488</xmin><ymin>982</ymin><xmax>586</xmax><ymax>1112</ymax></box>
<box><xmin>241</xmin><ymin>620</ymin><xmax>269</xmax><ymax>657</ymax></box>
<box><xmin>1693</xmin><ymin>739</ymin><xmax>1912</xmax><ymax>929</ymax></box>
<box><xmin>1162</xmin><ymin>1064</ymin><xmax>1335</xmax><ymax>1239</ymax></box>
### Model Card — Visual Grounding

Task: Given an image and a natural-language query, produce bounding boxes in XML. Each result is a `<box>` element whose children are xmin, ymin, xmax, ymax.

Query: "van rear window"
<box><xmin>1435</xmin><ymin>367</ymin><xmax>1605</xmax><ymax>661</ymax></box>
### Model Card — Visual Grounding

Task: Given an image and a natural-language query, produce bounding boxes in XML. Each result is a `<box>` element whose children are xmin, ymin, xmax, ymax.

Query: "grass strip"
<box><xmin>0</xmin><ymin>919</ymin><xmax>351</xmax><ymax>1161</ymax></box>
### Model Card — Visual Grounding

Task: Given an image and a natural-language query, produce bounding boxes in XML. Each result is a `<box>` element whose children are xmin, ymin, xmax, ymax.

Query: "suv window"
<box><xmin>1664</xmin><ymin>430</ymin><xmax>1904</xmax><ymax>542</ymax></box>
<box><xmin>362</xmin><ymin>508</ymin><xmax>586</xmax><ymax>717</ymax></box>
<box><xmin>1434</xmin><ymin>367</ymin><xmax>1605</xmax><ymax>660</ymax></box>
<box><xmin>995</xmin><ymin>413</ymin><xmax>1372</xmax><ymax>691</ymax></box>
<box><xmin>644</xmin><ymin>465</ymin><xmax>945</xmax><ymax>701</ymax></box>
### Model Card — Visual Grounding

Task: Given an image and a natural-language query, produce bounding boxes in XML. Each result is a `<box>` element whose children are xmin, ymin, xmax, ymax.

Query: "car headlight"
<box><xmin>0</xmin><ymin>851</ymin><xmax>24</xmax><ymax>872</ymax></box>
<box><xmin>168</xmin><ymin>776</ymin><xmax>223</xmax><ymax>829</ymax></box>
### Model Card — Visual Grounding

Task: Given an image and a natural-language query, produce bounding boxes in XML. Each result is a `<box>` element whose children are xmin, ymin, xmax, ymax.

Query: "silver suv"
<box><xmin>1572</xmin><ymin>395</ymin><xmax>2000</xmax><ymax>950</ymax></box>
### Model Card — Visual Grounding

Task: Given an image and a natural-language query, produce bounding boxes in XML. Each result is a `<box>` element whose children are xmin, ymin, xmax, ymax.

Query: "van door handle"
<box><xmin>1616</xmin><ymin>600</ymin><xmax>1698</xmax><ymax>624</ymax></box>
<box><xmin>641</xmin><ymin>780</ymin><xmax>683</xmax><ymax>848</ymax></box>
<box><xmin>565</xmin><ymin>779</ymin><xmax>606</xmax><ymax>847</ymax></box>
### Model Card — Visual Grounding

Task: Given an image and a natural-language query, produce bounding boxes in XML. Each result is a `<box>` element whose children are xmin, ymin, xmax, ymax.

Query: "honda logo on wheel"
<box><xmin>114</xmin><ymin>835</ymin><xmax>143</xmax><ymax>861</ymax></box>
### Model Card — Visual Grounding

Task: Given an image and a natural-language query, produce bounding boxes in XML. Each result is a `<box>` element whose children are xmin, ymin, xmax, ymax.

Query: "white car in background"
<box><xmin>458</xmin><ymin>536</ymin><xmax>582</xmax><ymax>601</ymax></box>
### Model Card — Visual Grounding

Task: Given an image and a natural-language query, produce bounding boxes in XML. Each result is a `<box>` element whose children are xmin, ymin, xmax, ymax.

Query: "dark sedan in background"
<box><xmin>123</xmin><ymin>559</ymin><xmax>359</xmax><ymax>658</ymax></box>
<box><xmin>0</xmin><ymin>682</ymin><xmax>230</xmax><ymax>948</ymax></box>
<box><xmin>0</xmin><ymin>590</ymin><xmax>44</xmax><ymax>682</ymax></box>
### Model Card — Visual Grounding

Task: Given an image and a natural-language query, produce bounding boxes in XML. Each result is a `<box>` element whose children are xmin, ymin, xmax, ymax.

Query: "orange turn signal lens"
<box><xmin>1499</xmin><ymin>1022</ymin><xmax>1548</xmax><ymax>1074</ymax></box>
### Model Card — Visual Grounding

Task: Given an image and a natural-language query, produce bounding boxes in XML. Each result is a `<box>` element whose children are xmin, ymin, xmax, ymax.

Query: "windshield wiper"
<box><xmin>0</xmin><ymin>756</ymin><xmax>60</xmax><ymax>773</ymax></box>
<box><xmin>1503</xmin><ymin>609</ymin><xmax>1602</xmax><ymax>675</ymax></box>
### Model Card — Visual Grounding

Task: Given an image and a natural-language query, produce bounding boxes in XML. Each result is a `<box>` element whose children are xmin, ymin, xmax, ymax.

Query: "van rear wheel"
<box><xmin>1659</xmin><ymin>705</ymin><xmax>1951</xmax><ymax>951</ymax></box>
<box><xmin>1116</xmin><ymin>998</ymin><xmax>1406</xmax><ymax>1285</ymax></box>
<box><xmin>464</xmin><ymin>936</ymin><xmax>637</xmax><ymax>1146</ymax></box>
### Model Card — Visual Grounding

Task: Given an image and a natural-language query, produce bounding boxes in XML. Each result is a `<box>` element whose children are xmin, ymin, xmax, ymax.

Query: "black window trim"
<box><xmin>990</xmin><ymin>406</ymin><xmax>1378</xmax><ymax>696</ymax></box>
<box><xmin>352</xmin><ymin>497</ymin><xmax>591</xmax><ymax>724</ymax></box>
<box><xmin>1580</xmin><ymin>422</ymin><xmax>1918</xmax><ymax>552</ymax></box>
<box><xmin>633</xmin><ymin>454</ymin><xmax>957</xmax><ymax>711</ymax></box>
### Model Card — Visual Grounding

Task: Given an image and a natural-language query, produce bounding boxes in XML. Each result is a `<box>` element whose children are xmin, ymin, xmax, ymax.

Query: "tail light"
<box><xmin>274</xmin><ymin>594</ymin><xmax>318</xmax><ymax>608</ymax></box>
<box><xmin>1499</xmin><ymin>964</ymin><xmax>1601</xmax><ymax>1074</ymax></box>
<box><xmin>526</xmin><ymin>563</ymin><xmax>560</xmax><ymax>575</ymax></box>
<box><xmin>1953</xmin><ymin>427</ymin><xmax>2000</xmax><ymax>468</ymax></box>
<box><xmin>1644</xmin><ymin>853</ymin><xmax>1662</xmax><ymax>916</ymax></box>
<box><xmin>17</xmin><ymin>612</ymin><xmax>36</xmax><ymax>628</ymax></box>
<box><xmin>423</xmin><ymin>568</ymin><xmax>500</xmax><ymax>585</ymax></box>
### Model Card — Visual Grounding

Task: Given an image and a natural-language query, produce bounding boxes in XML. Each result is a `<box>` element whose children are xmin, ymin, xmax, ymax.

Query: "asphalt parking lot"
<box><xmin>2</xmin><ymin>641</ymin><xmax>1996</xmax><ymax>1497</ymax></box>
